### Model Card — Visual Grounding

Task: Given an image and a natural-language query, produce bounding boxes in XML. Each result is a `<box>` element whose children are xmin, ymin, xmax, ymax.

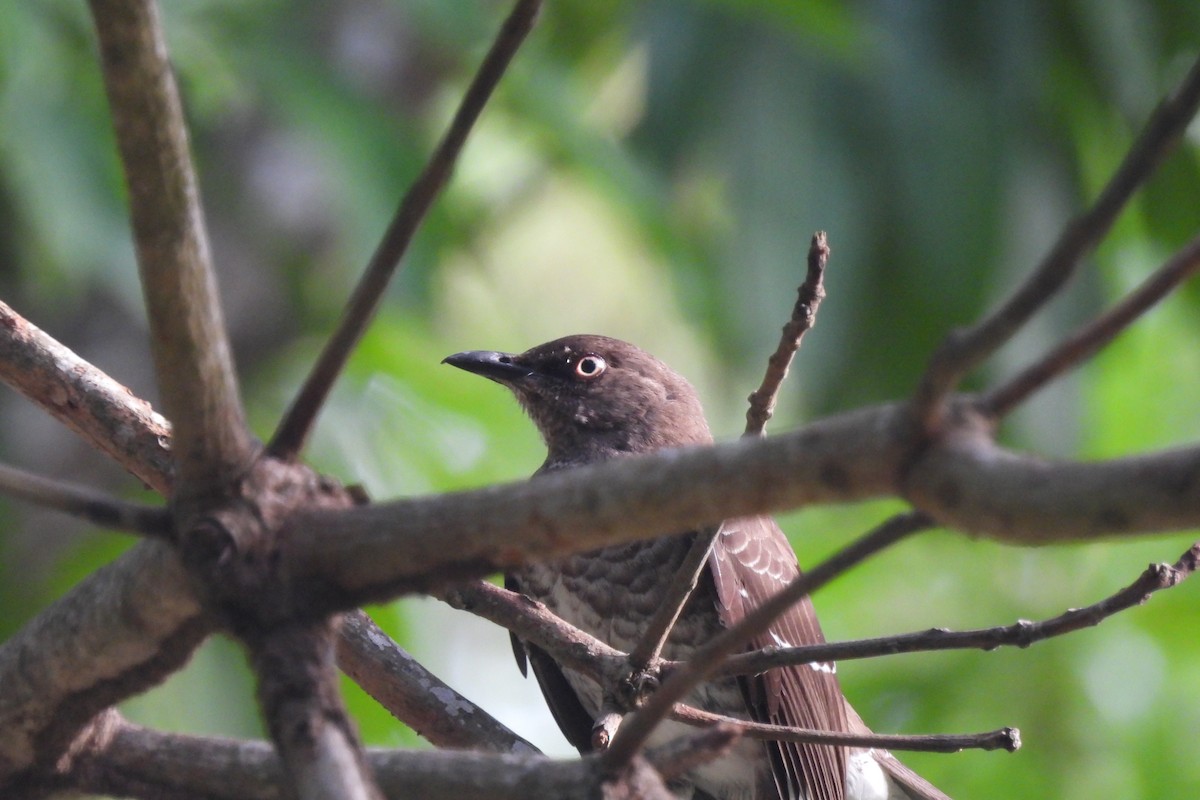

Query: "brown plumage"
<box><xmin>444</xmin><ymin>335</ymin><xmax>943</xmax><ymax>800</ymax></box>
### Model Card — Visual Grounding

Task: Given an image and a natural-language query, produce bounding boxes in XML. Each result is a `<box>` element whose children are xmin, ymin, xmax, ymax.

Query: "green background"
<box><xmin>2</xmin><ymin>2</ymin><xmax>1199</xmax><ymax>798</ymax></box>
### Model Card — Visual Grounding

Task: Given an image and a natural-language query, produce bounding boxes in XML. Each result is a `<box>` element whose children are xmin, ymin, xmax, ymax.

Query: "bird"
<box><xmin>444</xmin><ymin>334</ymin><xmax>948</xmax><ymax>800</ymax></box>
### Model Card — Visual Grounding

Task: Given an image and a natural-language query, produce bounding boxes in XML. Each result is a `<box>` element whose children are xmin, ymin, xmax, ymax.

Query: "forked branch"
<box><xmin>982</xmin><ymin>233</ymin><xmax>1200</xmax><ymax>417</ymax></box>
<box><xmin>912</xmin><ymin>54</ymin><xmax>1200</xmax><ymax>430</ymax></box>
<box><xmin>626</xmin><ymin>232</ymin><xmax>831</xmax><ymax>675</ymax></box>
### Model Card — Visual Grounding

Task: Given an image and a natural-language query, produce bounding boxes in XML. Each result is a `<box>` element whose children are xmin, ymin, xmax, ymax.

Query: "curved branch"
<box><xmin>912</xmin><ymin>53</ymin><xmax>1200</xmax><ymax>429</ymax></box>
<box><xmin>745</xmin><ymin>231</ymin><xmax>830</xmax><ymax>436</ymax></box>
<box><xmin>983</xmin><ymin>233</ymin><xmax>1200</xmax><ymax>417</ymax></box>
<box><xmin>89</xmin><ymin>0</ymin><xmax>254</xmax><ymax>494</ymax></box>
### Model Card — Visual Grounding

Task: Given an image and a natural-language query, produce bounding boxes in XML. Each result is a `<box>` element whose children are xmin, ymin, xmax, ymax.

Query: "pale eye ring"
<box><xmin>574</xmin><ymin>354</ymin><xmax>607</xmax><ymax>380</ymax></box>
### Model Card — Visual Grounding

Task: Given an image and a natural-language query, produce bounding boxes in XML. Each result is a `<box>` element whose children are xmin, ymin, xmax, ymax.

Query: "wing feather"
<box><xmin>709</xmin><ymin>517</ymin><xmax>848</xmax><ymax>800</ymax></box>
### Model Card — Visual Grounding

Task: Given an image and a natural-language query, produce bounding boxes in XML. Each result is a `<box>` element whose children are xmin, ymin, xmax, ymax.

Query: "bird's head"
<box><xmin>443</xmin><ymin>334</ymin><xmax>712</xmax><ymax>466</ymax></box>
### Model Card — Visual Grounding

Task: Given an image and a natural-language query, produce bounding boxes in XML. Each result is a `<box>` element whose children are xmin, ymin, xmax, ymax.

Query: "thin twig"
<box><xmin>746</xmin><ymin>231</ymin><xmax>830</xmax><ymax>436</ymax></box>
<box><xmin>626</xmin><ymin>234</ymin><xmax>830</xmax><ymax>673</ymax></box>
<box><xmin>719</xmin><ymin>539</ymin><xmax>1200</xmax><ymax>676</ymax></box>
<box><xmin>90</xmin><ymin>0</ymin><xmax>255</xmax><ymax>492</ymax></box>
<box><xmin>671</xmin><ymin>704</ymin><xmax>1019</xmax><ymax>753</ymax></box>
<box><xmin>268</xmin><ymin>0</ymin><xmax>543</xmax><ymax>460</ymax></box>
<box><xmin>438</xmin><ymin>580</ymin><xmax>627</xmax><ymax>682</ymax></box>
<box><xmin>911</xmin><ymin>54</ymin><xmax>1200</xmax><ymax>431</ymax></box>
<box><xmin>0</xmin><ymin>463</ymin><xmax>172</xmax><ymax>538</ymax></box>
<box><xmin>601</xmin><ymin>511</ymin><xmax>933</xmax><ymax>769</ymax></box>
<box><xmin>982</xmin><ymin>233</ymin><xmax>1200</xmax><ymax>417</ymax></box>
<box><xmin>624</xmin><ymin>525</ymin><xmax>721</xmax><ymax>672</ymax></box>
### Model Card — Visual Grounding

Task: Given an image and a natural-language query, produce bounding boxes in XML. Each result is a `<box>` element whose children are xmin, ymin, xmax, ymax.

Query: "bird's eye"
<box><xmin>573</xmin><ymin>354</ymin><xmax>607</xmax><ymax>380</ymax></box>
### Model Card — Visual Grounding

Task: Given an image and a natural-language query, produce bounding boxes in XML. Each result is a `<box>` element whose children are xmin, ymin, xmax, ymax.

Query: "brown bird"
<box><xmin>445</xmin><ymin>334</ymin><xmax>948</xmax><ymax>800</ymax></box>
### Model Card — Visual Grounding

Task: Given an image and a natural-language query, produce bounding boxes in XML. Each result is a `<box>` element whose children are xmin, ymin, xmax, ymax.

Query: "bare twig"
<box><xmin>912</xmin><ymin>54</ymin><xmax>1200</xmax><ymax>431</ymax></box>
<box><xmin>745</xmin><ymin>231</ymin><xmax>830</xmax><ymax>436</ymax></box>
<box><xmin>671</xmin><ymin>705</ymin><xmax>1019</xmax><ymax>753</ymax></box>
<box><xmin>600</xmin><ymin>511</ymin><xmax>932</xmax><ymax>769</ymax></box>
<box><xmin>982</xmin><ymin>233</ymin><xmax>1200</xmax><ymax>417</ymax></box>
<box><xmin>439</xmin><ymin>580</ymin><xmax>627</xmax><ymax>682</ymax></box>
<box><xmin>89</xmin><ymin>0</ymin><xmax>254</xmax><ymax>493</ymax></box>
<box><xmin>268</xmin><ymin>0</ymin><xmax>543</xmax><ymax>460</ymax></box>
<box><xmin>624</xmin><ymin>524</ymin><xmax>721</xmax><ymax>673</ymax></box>
<box><xmin>721</xmin><ymin>539</ymin><xmax>1200</xmax><ymax>676</ymax></box>
<box><xmin>337</xmin><ymin>610</ymin><xmax>536</xmax><ymax>754</ymax></box>
<box><xmin>0</xmin><ymin>300</ymin><xmax>174</xmax><ymax>494</ymax></box>
<box><xmin>587</xmin><ymin>235</ymin><xmax>830</xmax><ymax>676</ymax></box>
<box><xmin>0</xmin><ymin>462</ymin><xmax>172</xmax><ymax>538</ymax></box>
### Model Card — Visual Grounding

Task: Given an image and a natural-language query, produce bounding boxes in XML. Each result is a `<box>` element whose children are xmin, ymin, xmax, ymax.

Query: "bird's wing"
<box><xmin>708</xmin><ymin>516</ymin><xmax>849</xmax><ymax>800</ymax></box>
<box><xmin>505</xmin><ymin>574</ymin><xmax>596</xmax><ymax>754</ymax></box>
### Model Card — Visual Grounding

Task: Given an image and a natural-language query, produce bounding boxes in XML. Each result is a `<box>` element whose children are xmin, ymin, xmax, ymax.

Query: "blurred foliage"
<box><xmin>1</xmin><ymin>1</ymin><xmax>1199</xmax><ymax>798</ymax></box>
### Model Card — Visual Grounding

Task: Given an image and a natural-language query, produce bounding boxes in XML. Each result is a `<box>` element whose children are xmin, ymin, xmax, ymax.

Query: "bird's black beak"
<box><xmin>442</xmin><ymin>350</ymin><xmax>532</xmax><ymax>385</ymax></box>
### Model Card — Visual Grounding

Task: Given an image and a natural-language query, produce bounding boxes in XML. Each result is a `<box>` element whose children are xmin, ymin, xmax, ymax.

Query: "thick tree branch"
<box><xmin>49</xmin><ymin>710</ymin><xmax>711</xmax><ymax>800</ymax></box>
<box><xmin>0</xmin><ymin>300</ymin><xmax>173</xmax><ymax>493</ymax></box>
<box><xmin>89</xmin><ymin>0</ymin><xmax>254</xmax><ymax>494</ymax></box>
<box><xmin>268</xmin><ymin>0</ymin><xmax>544</xmax><ymax>460</ymax></box>
<box><xmin>250</xmin><ymin>622</ymin><xmax>382</xmax><ymax>800</ymax></box>
<box><xmin>0</xmin><ymin>543</ymin><xmax>208</xmax><ymax>785</ymax></box>
<box><xmin>0</xmin><ymin>321</ymin><xmax>525</xmax><ymax>780</ymax></box>
<box><xmin>912</xmin><ymin>54</ymin><xmax>1200</xmax><ymax>430</ymax></box>
<box><xmin>289</xmin><ymin>399</ymin><xmax>1200</xmax><ymax>607</ymax></box>
<box><xmin>982</xmin><ymin>233</ymin><xmax>1200</xmax><ymax>417</ymax></box>
<box><xmin>337</xmin><ymin>611</ymin><xmax>536</xmax><ymax>754</ymax></box>
<box><xmin>0</xmin><ymin>462</ymin><xmax>171</xmax><ymax>538</ymax></box>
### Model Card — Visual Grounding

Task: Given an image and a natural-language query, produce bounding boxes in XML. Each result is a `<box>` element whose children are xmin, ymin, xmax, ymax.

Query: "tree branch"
<box><xmin>268</xmin><ymin>0</ymin><xmax>544</xmax><ymax>460</ymax></box>
<box><xmin>50</xmin><ymin>710</ymin><xmax>714</xmax><ymax>800</ymax></box>
<box><xmin>911</xmin><ymin>53</ymin><xmax>1200</xmax><ymax>430</ymax></box>
<box><xmin>290</xmin><ymin>397</ymin><xmax>1200</xmax><ymax>607</ymax></box>
<box><xmin>89</xmin><ymin>0</ymin><xmax>254</xmax><ymax>494</ymax></box>
<box><xmin>625</xmin><ymin>232</ymin><xmax>832</xmax><ymax>678</ymax></box>
<box><xmin>250</xmin><ymin>621</ymin><xmax>381</xmax><ymax>800</ymax></box>
<box><xmin>0</xmin><ymin>543</ymin><xmax>208</xmax><ymax>785</ymax></box>
<box><xmin>719</xmin><ymin>539</ymin><xmax>1200</xmax><ymax>676</ymax></box>
<box><xmin>745</xmin><ymin>231</ymin><xmax>830</xmax><ymax>436</ymax></box>
<box><xmin>670</xmin><ymin>704</ymin><xmax>1019</xmax><ymax>753</ymax></box>
<box><xmin>0</xmin><ymin>299</ymin><xmax>173</xmax><ymax>494</ymax></box>
<box><xmin>0</xmin><ymin>462</ymin><xmax>172</xmax><ymax>538</ymax></box>
<box><xmin>337</xmin><ymin>610</ymin><xmax>536</xmax><ymax>754</ymax></box>
<box><xmin>982</xmin><ymin>233</ymin><xmax>1200</xmax><ymax>417</ymax></box>
<box><xmin>439</xmin><ymin>581</ymin><xmax>627</xmax><ymax>683</ymax></box>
